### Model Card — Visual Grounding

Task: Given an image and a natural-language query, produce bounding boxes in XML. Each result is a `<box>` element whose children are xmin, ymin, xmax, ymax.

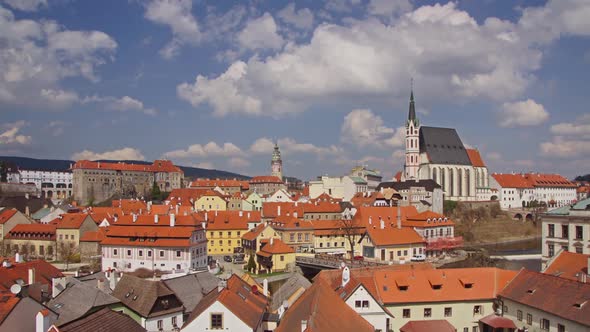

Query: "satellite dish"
<box><xmin>10</xmin><ymin>284</ymin><xmax>21</xmax><ymax>295</ymax></box>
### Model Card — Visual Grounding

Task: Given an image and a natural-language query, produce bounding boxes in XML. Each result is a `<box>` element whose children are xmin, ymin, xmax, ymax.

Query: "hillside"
<box><xmin>0</xmin><ymin>156</ymin><xmax>249</xmax><ymax>180</ymax></box>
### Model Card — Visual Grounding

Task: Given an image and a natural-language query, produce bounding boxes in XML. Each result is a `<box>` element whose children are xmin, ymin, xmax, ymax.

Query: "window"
<box><xmin>139</xmin><ymin>250</ymin><xmax>143</xmax><ymax>257</ymax></box>
<box><xmin>517</xmin><ymin>310</ymin><xmax>523</xmax><ymax>321</ymax></box>
<box><xmin>473</xmin><ymin>305</ymin><xmax>482</xmax><ymax>315</ymax></box>
<box><xmin>157</xmin><ymin>320</ymin><xmax>163</xmax><ymax>330</ymax></box>
<box><xmin>576</xmin><ymin>226</ymin><xmax>583</xmax><ymax>240</ymax></box>
<box><xmin>548</xmin><ymin>244</ymin><xmax>555</xmax><ymax>257</ymax></box>
<box><xmin>211</xmin><ymin>313</ymin><xmax>223</xmax><ymax>329</ymax></box>
<box><xmin>540</xmin><ymin>318</ymin><xmax>550</xmax><ymax>330</ymax></box>
<box><xmin>227</xmin><ymin>231</ymin><xmax>231</xmax><ymax>236</ymax></box>
<box><xmin>557</xmin><ymin>324</ymin><xmax>565</xmax><ymax>332</ymax></box>
<box><xmin>402</xmin><ymin>309</ymin><xmax>410</xmax><ymax>318</ymax></box>
<box><xmin>548</xmin><ymin>224</ymin><xmax>555</xmax><ymax>237</ymax></box>
<box><xmin>562</xmin><ymin>225</ymin><xmax>569</xmax><ymax>238</ymax></box>
<box><xmin>463</xmin><ymin>329</ymin><xmax>468</xmax><ymax>332</ymax></box>
<box><xmin>127</xmin><ymin>250</ymin><xmax>132</xmax><ymax>256</ymax></box>
<box><xmin>305</xmin><ymin>234</ymin><xmax>310</xmax><ymax>241</ymax></box>
<box><xmin>148</xmin><ymin>251</ymin><xmax>152</xmax><ymax>257</ymax></box>
<box><xmin>576</xmin><ymin>246</ymin><xmax>583</xmax><ymax>254</ymax></box>
<box><xmin>159</xmin><ymin>250</ymin><xmax>164</xmax><ymax>257</ymax></box>
<box><xmin>423</xmin><ymin>308</ymin><xmax>432</xmax><ymax>318</ymax></box>
<box><xmin>298</xmin><ymin>233</ymin><xmax>302</xmax><ymax>242</ymax></box>
<box><xmin>362</xmin><ymin>300</ymin><xmax>369</xmax><ymax>308</ymax></box>
<box><xmin>290</xmin><ymin>234</ymin><xmax>295</xmax><ymax>242</ymax></box>
<box><xmin>280</xmin><ymin>255</ymin><xmax>284</xmax><ymax>262</ymax></box>
<box><xmin>176</xmin><ymin>250</ymin><xmax>181</xmax><ymax>257</ymax></box>
<box><xmin>472</xmin><ymin>327</ymin><xmax>478</xmax><ymax>332</ymax></box>
<box><xmin>113</xmin><ymin>249</ymin><xmax>118</xmax><ymax>255</ymax></box>
<box><xmin>527</xmin><ymin>313</ymin><xmax>532</xmax><ymax>325</ymax></box>
<box><xmin>444</xmin><ymin>307</ymin><xmax>452</xmax><ymax>317</ymax></box>
<box><xmin>355</xmin><ymin>300</ymin><xmax>361</xmax><ymax>308</ymax></box>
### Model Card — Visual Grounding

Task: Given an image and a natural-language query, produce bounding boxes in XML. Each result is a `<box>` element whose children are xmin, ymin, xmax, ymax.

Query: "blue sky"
<box><xmin>1</xmin><ymin>0</ymin><xmax>589</xmax><ymax>180</ymax></box>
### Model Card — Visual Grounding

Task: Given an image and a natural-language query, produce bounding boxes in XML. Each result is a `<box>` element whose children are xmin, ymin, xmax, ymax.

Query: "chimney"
<box><xmin>52</xmin><ymin>277</ymin><xmax>66</xmax><ymax>298</ymax></box>
<box><xmin>368</xmin><ymin>216</ymin><xmax>372</xmax><ymax>225</ymax></box>
<box><xmin>218</xmin><ymin>280</ymin><xmax>226</xmax><ymax>292</ymax></box>
<box><xmin>293</xmin><ymin>212</ymin><xmax>298</xmax><ymax>218</ymax></box>
<box><xmin>201</xmin><ymin>222</ymin><xmax>206</xmax><ymax>230</ymax></box>
<box><xmin>170</xmin><ymin>214</ymin><xmax>175</xmax><ymax>227</ymax></box>
<box><xmin>28</xmin><ymin>268</ymin><xmax>35</xmax><ymax>285</ymax></box>
<box><xmin>154</xmin><ymin>214</ymin><xmax>159</xmax><ymax>224</ymax></box>
<box><xmin>148</xmin><ymin>201</ymin><xmax>152</xmax><ymax>212</ymax></box>
<box><xmin>295</xmin><ymin>201</ymin><xmax>298</xmax><ymax>207</ymax></box>
<box><xmin>175</xmin><ymin>204</ymin><xmax>179</xmax><ymax>215</ymax></box>
<box><xmin>97</xmin><ymin>161</ymin><xmax>100</xmax><ymax>168</ymax></box>
<box><xmin>215</xmin><ymin>210</ymin><xmax>218</xmax><ymax>217</ymax></box>
<box><xmin>109</xmin><ymin>271</ymin><xmax>119</xmax><ymax>290</ymax></box>
<box><xmin>247</xmin><ymin>212</ymin><xmax>250</xmax><ymax>219</ymax></box>
<box><xmin>239</xmin><ymin>211</ymin><xmax>243</xmax><ymax>217</ymax></box>
<box><xmin>342</xmin><ymin>266</ymin><xmax>350</xmax><ymax>288</ymax></box>
<box><xmin>205</xmin><ymin>212</ymin><xmax>208</xmax><ymax>221</ymax></box>
<box><xmin>263</xmin><ymin>278</ymin><xmax>268</xmax><ymax>297</ymax></box>
<box><xmin>36</xmin><ymin>310</ymin><xmax>50</xmax><ymax>332</ymax></box>
<box><xmin>380</xmin><ymin>217</ymin><xmax>385</xmax><ymax>230</ymax></box>
<box><xmin>14</xmin><ymin>252</ymin><xmax>21</xmax><ymax>263</ymax></box>
<box><xmin>301</xmin><ymin>320</ymin><xmax>308</xmax><ymax>332</ymax></box>
<box><xmin>277</xmin><ymin>205</ymin><xmax>281</xmax><ymax>216</ymax></box>
<box><xmin>25</xmin><ymin>205</ymin><xmax>30</xmax><ymax>216</ymax></box>
<box><xmin>132</xmin><ymin>214</ymin><xmax>138</xmax><ymax>223</ymax></box>
<box><xmin>397</xmin><ymin>204</ymin><xmax>401</xmax><ymax>229</ymax></box>
<box><xmin>270</xmin><ymin>237</ymin><xmax>274</xmax><ymax>246</ymax></box>
<box><xmin>25</xmin><ymin>193</ymin><xmax>30</xmax><ymax>200</ymax></box>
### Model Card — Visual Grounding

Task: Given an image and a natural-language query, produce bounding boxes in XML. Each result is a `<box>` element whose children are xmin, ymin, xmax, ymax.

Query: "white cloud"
<box><xmin>249</xmin><ymin>137</ymin><xmax>275</xmax><ymax>154</ymax></box>
<box><xmin>178</xmin><ymin>2</ymin><xmax>546</xmax><ymax>117</ymax></box>
<box><xmin>144</xmin><ymin>0</ymin><xmax>201</xmax><ymax>59</ymax></box>
<box><xmin>0</xmin><ymin>6</ymin><xmax>117</xmax><ymax>108</ymax></box>
<box><xmin>341</xmin><ymin>109</ymin><xmax>404</xmax><ymax>148</ymax></box>
<box><xmin>550</xmin><ymin>114</ymin><xmax>590</xmax><ymax>137</ymax></box>
<box><xmin>163</xmin><ymin>142</ymin><xmax>243</xmax><ymax>159</ymax></box>
<box><xmin>229</xmin><ymin>157</ymin><xmax>250</xmax><ymax>169</ymax></box>
<box><xmin>540</xmin><ymin>136</ymin><xmax>590</xmax><ymax>158</ymax></box>
<box><xmin>71</xmin><ymin>147</ymin><xmax>145</xmax><ymax>161</ymax></box>
<box><xmin>368</xmin><ymin>0</ymin><xmax>412</xmax><ymax>17</ymax></box>
<box><xmin>237</xmin><ymin>13</ymin><xmax>284</xmax><ymax>51</ymax></box>
<box><xmin>2</xmin><ymin>0</ymin><xmax>47</xmax><ymax>12</ymax></box>
<box><xmin>519</xmin><ymin>0</ymin><xmax>590</xmax><ymax>44</ymax></box>
<box><xmin>277</xmin><ymin>3</ymin><xmax>314</xmax><ymax>30</ymax></box>
<box><xmin>82</xmin><ymin>95</ymin><xmax>157</xmax><ymax>115</ymax></box>
<box><xmin>0</xmin><ymin>121</ymin><xmax>32</xmax><ymax>145</ymax></box>
<box><xmin>498</xmin><ymin>99</ymin><xmax>549</xmax><ymax>127</ymax></box>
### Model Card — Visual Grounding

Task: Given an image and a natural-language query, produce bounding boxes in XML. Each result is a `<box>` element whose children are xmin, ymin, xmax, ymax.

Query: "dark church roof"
<box><xmin>419</xmin><ymin>126</ymin><xmax>472</xmax><ymax>165</ymax></box>
<box><xmin>378</xmin><ymin>180</ymin><xmax>441</xmax><ymax>192</ymax></box>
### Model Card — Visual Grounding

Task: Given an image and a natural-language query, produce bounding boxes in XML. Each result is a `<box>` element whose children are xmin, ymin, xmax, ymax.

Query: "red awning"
<box><xmin>480</xmin><ymin>315</ymin><xmax>517</xmax><ymax>329</ymax></box>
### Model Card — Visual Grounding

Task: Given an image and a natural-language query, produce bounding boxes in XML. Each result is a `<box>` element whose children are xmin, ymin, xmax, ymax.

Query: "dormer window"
<box><xmin>573</xmin><ymin>301</ymin><xmax>586</xmax><ymax>309</ymax></box>
<box><xmin>527</xmin><ymin>289</ymin><xmax>535</xmax><ymax>294</ymax></box>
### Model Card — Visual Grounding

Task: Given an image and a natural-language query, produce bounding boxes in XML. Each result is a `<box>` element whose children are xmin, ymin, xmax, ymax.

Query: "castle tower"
<box><xmin>271</xmin><ymin>142</ymin><xmax>283</xmax><ymax>180</ymax></box>
<box><xmin>405</xmin><ymin>88</ymin><xmax>420</xmax><ymax>180</ymax></box>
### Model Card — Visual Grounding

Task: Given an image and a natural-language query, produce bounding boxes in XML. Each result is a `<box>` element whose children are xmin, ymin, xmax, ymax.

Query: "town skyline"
<box><xmin>1</xmin><ymin>0</ymin><xmax>589</xmax><ymax>180</ymax></box>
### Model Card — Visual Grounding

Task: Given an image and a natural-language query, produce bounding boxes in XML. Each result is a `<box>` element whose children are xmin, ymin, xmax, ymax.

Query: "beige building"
<box><xmin>256</xmin><ymin>238</ymin><xmax>295</xmax><ymax>273</ymax></box>
<box><xmin>55</xmin><ymin>214</ymin><xmax>99</xmax><ymax>258</ymax></box>
<box><xmin>0</xmin><ymin>208</ymin><xmax>32</xmax><ymax>242</ymax></box>
<box><xmin>72</xmin><ymin>160</ymin><xmax>183</xmax><ymax>204</ymax></box>
<box><xmin>3</xmin><ymin>224</ymin><xmax>56</xmax><ymax>260</ymax></box>
<box><xmin>268</xmin><ymin>217</ymin><xmax>314</xmax><ymax>253</ymax></box>
<box><xmin>249</xmin><ymin>176</ymin><xmax>286</xmax><ymax>196</ymax></box>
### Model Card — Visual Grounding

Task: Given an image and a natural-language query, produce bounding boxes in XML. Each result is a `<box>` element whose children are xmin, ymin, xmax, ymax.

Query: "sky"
<box><xmin>0</xmin><ymin>0</ymin><xmax>589</xmax><ymax>181</ymax></box>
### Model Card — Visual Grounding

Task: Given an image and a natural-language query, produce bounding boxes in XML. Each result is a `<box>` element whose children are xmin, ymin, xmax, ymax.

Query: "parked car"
<box><xmin>223</xmin><ymin>255</ymin><xmax>232</xmax><ymax>262</ymax></box>
<box><xmin>353</xmin><ymin>255</ymin><xmax>364</xmax><ymax>261</ymax></box>
<box><xmin>233</xmin><ymin>257</ymin><xmax>245</xmax><ymax>264</ymax></box>
<box><xmin>411</xmin><ymin>254</ymin><xmax>426</xmax><ymax>262</ymax></box>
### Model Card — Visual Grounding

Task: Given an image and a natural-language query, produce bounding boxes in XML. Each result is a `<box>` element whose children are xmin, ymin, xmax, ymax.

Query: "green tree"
<box><xmin>151</xmin><ymin>181</ymin><xmax>161</xmax><ymax>200</ymax></box>
<box><xmin>246</xmin><ymin>254</ymin><xmax>256</xmax><ymax>273</ymax></box>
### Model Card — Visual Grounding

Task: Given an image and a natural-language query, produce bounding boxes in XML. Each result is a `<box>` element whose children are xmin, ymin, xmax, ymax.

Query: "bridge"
<box><xmin>490</xmin><ymin>253</ymin><xmax>542</xmax><ymax>260</ymax></box>
<box><xmin>506</xmin><ymin>208</ymin><xmax>535</xmax><ymax>221</ymax></box>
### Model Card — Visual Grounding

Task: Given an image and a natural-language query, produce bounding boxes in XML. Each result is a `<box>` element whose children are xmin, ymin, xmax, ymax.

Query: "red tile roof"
<box><xmin>466</xmin><ymin>149</ymin><xmax>486</xmax><ymax>167</ymax></box>
<box><xmin>72</xmin><ymin>159</ymin><xmax>182</xmax><ymax>173</ymax></box>
<box><xmin>190</xmin><ymin>179</ymin><xmax>249</xmax><ymax>189</ymax></box>
<box><xmin>241</xmin><ymin>223</ymin><xmax>270</xmax><ymax>241</ymax></box>
<box><xmin>301</xmin><ymin>201</ymin><xmax>343</xmax><ymax>213</ymax></box>
<box><xmin>205</xmin><ymin>211</ymin><xmax>258</xmax><ymax>230</ymax></box>
<box><xmin>262</xmin><ymin>202</ymin><xmax>304</xmax><ymax>219</ymax></box>
<box><xmin>257</xmin><ymin>239</ymin><xmax>295</xmax><ymax>255</ymax></box>
<box><xmin>491</xmin><ymin>174</ymin><xmax>534</xmax><ymax>189</ymax></box>
<box><xmin>111</xmin><ymin>199</ymin><xmax>147</xmax><ymax>213</ymax></box>
<box><xmin>365</xmin><ymin>224</ymin><xmax>425</xmax><ymax>246</ymax></box>
<box><xmin>376</xmin><ymin>268</ymin><xmax>517</xmax><ymax>304</ymax></box>
<box><xmin>404</xmin><ymin>211</ymin><xmax>455</xmax><ymax>227</ymax></box>
<box><xmin>109</xmin><ymin>214</ymin><xmax>200</xmax><ymax>227</ymax></box>
<box><xmin>52</xmin><ymin>214</ymin><xmax>91</xmax><ymax>229</ymax></box>
<box><xmin>0</xmin><ymin>209</ymin><xmax>17</xmax><ymax>224</ymax></box>
<box><xmin>100</xmin><ymin>225</ymin><xmax>198</xmax><ymax>248</ymax></box>
<box><xmin>479</xmin><ymin>314</ymin><xmax>517</xmax><ymax>329</ymax></box>
<box><xmin>543</xmin><ymin>251</ymin><xmax>589</xmax><ymax>282</ymax></box>
<box><xmin>524</xmin><ymin>173</ymin><xmax>576</xmax><ymax>188</ymax></box>
<box><xmin>79</xmin><ymin>229</ymin><xmax>106</xmax><ymax>242</ymax></box>
<box><xmin>0</xmin><ymin>291</ymin><xmax>20</xmax><ymax>325</ymax></box>
<box><xmin>275</xmin><ymin>278</ymin><xmax>374</xmax><ymax>332</ymax></box>
<box><xmin>249</xmin><ymin>176</ymin><xmax>283</xmax><ymax>184</ymax></box>
<box><xmin>400</xmin><ymin>320</ymin><xmax>456</xmax><ymax>332</ymax></box>
<box><xmin>0</xmin><ymin>260</ymin><xmax>64</xmax><ymax>294</ymax></box>
<box><xmin>4</xmin><ymin>224</ymin><xmax>56</xmax><ymax>240</ymax></box>
<box><xmin>499</xmin><ymin>269</ymin><xmax>590</xmax><ymax>326</ymax></box>
<box><xmin>268</xmin><ymin>217</ymin><xmax>313</xmax><ymax>230</ymax></box>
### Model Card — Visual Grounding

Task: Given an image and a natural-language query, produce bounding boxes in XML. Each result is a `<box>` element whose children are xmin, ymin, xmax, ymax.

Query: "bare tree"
<box><xmin>58</xmin><ymin>243</ymin><xmax>80</xmax><ymax>271</ymax></box>
<box><xmin>335</xmin><ymin>216</ymin><xmax>363</xmax><ymax>262</ymax></box>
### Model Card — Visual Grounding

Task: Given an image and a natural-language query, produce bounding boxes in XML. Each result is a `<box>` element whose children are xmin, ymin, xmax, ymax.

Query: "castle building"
<box><xmin>72</xmin><ymin>160</ymin><xmax>183</xmax><ymax>204</ymax></box>
<box><xmin>271</xmin><ymin>143</ymin><xmax>283</xmax><ymax>180</ymax></box>
<box><xmin>402</xmin><ymin>90</ymin><xmax>490</xmax><ymax>201</ymax></box>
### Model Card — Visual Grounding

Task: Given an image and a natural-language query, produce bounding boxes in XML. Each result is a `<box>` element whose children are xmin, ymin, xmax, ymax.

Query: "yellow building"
<box><xmin>195</xmin><ymin>190</ymin><xmax>227</xmax><ymax>211</ymax></box>
<box><xmin>54</xmin><ymin>214</ymin><xmax>98</xmax><ymax>259</ymax></box>
<box><xmin>205</xmin><ymin>211</ymin><xmax>254</xmax><ymax>255</ymax></box>
<box><xmin>256</xmin><ymin>238</ymin><xmax>295</xmax><ymax>273</ymax></box>
<box><xmin>311</xmin><ymin>220</ymin><xmax>364</xmax><ymax>258</ymax></box>
<box><xmin>3</xmin><ymin>224</ymin><xmax>56</xmax><ymax>260</ymax></box>
<box><xmin>242</xmin><ymin>222</ymin><xmax>281</xmax><ymax>257</ymax></box>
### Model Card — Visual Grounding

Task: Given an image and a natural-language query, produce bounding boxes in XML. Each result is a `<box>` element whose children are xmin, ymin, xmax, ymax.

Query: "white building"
<box><xmin>402</xmin><ymin>90</ymin><xmax>490</xmax><ymax>201</ymax></box>
<box><xmin>378</xmin><ymin>180</ymin><xmax>444</xmax><ymax>214</ymax></box>
<box><xmin>541</xmin><ymin>198</ymin><xmax>590</xmax><ymax>267</ymax></box>
<box><xmin>101</xmin><ymin>219</ymin><xmax>207</xmax><ymax>272</ymax></box>
<box><xmin>19</xmin><ymin>169</ymin><xmax>73</xmax><ymax>200</ymax></box>
<box><xmin>309</xmin><ymin>175</ymin><xmax>369</xmax><ymax>201</ymax></box>
<box><xmin>498</xmin><ymin>269</ymin><xmax>590</xmax><ymax>332</ymax></box>
<box><xmin>491</xmin><ymin>173</ymin><xmax>576</xmax><ymax>209</ymax></box>
<box><xmin>266</xmin><ymin>188</ymin><xmax>293</xmax><ymax>203</ymax></box>
<box><xmin>490</xmin><ymin>173</ymin><xmax>536</xmax><ymax>209</ymax></box>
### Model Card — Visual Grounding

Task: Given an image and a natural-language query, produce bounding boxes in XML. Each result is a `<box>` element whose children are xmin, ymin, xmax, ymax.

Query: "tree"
<box><xmin>335</xmin><ymin>217</ymin><xmax>363</xmax><ymax>262</ymax></box>
<box><xmin>58</xmin><ymin>243</ymin><xmax>80</xmax><ymax>271</ymax></box>
<box><xmin>0</xmin><ymin>161</ymin><xmax>7</xmax><ymax>183</ymax></box>
<box><xmin>151</xmin><ymin>181</ymin><xmax>161</xmax><ymax>200</ymax></box>
<box><xmin>246</xmin><ymin>254</ymin><xmax>256</xmax><ymax>273</ymax></box>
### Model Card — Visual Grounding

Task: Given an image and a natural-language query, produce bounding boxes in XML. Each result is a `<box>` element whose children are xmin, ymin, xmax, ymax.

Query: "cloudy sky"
<box><xmin>1</xmin><ymin>0</ymin><xmax>589</xmax><ymax>180</ymax></box>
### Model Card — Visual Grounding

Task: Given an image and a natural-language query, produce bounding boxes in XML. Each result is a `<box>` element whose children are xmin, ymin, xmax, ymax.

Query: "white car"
<box><xmin>411</xmin><ymin>254</ymin><xmax>426</xmax><ymax>262</ymax></box>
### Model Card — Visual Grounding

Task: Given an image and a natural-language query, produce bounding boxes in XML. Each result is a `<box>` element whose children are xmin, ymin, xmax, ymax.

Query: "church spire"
<box><xmin>408</xmin><ymin>80</ymin><xmax>416</xmax><ymax>122</ymax></box>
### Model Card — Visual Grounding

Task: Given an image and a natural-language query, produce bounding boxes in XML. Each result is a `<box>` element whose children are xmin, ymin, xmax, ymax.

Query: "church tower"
<box><xmin>405</xmin><ymin>88</ymin><xmax>420</xmax><ymax>180</ymax></box>
<box><xmin>271</xmin><ymin>142</ymin><xmax>283</xmax><ymax>180</ymax></box>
